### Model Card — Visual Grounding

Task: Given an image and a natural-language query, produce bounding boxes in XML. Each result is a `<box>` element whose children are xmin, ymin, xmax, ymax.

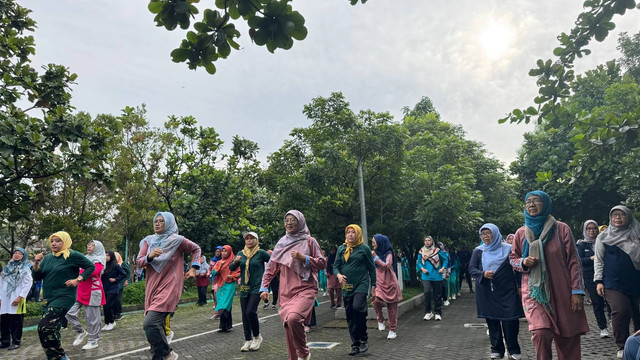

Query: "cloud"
<box><xmin>26</xmin><ymin>0</ymin><xmax>640</xmax><ymax>167</ymax></box>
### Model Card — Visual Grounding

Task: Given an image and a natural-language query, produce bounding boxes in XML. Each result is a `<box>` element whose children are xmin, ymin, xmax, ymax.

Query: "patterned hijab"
<box><xmin>419</xmin><ymin>237</ymin><xmax>440</xmax><ymax>267</ymax></box>
<box><xmin>85</xmin><ymin>240</ymin><xmax>106</xmax><ymax>266</ymax></box>
<box><xmin>141</xmin><ymin>212</ymin><xmax>185</xmax><ymax>273</ymax></box>
<box><xmin>270</xmin><ymin>210</ymin><xmax>312</xmax><ymax>281</ymax></box>
<box><xmin>49</xmin><ymin>231</ymin><xmax>72</xmax><ymax>259</ymax></box>
<box><xmin>343</xmin><ymin>224</ymin><xmax>364</xmax><ymax>262</ymax></box>
<box><xmin>1</xmin><ymin>248</ymin><xmax>30</xmax><ymax>295</ymax></box>
<box><xmin>598</xmin><ymin>205</ymin><xmax>640</xmax><ymax>270</ymax></box>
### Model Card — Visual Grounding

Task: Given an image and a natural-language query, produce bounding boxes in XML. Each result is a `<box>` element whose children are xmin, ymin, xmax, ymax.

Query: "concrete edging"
<box><xmin>334</xmin><ymin>294</ymin><xmax>423</xmax><ymax>320</ymax></box>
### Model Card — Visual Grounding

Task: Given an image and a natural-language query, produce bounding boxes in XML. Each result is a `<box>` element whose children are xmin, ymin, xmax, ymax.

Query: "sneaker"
<box><xmin>451</xmin><ymin>295</ymin><xmax>456</xmax><ymax>300</ymax></box>
<box><xmin>322</xmin><ymin>292</ymin><xmax>327</xmax><ymax>297</ymax></box>
<box><xmin>166</xmin><ymin>330</ymin><xmax>174</xmax><ymax>344</ymax></box>
<box><xmin>617</xmin><ymin>350</ymin><xmax>623</xmax><ymax>359</ymax></box>
<box><xmin>114</xmin><ymin>314</ymin><xmax>124</xmax><ymax>321</ymax></box>
<box><xmin>210</xmin><ymin>314</ymin><xmax>218</xmax><ymax>320</ymax></box>
<box><xmin>82</xmin><ymin>341</ymin><xmax>98</xmax><ymax>350</ymax></box>
<box><xmin>249</xmin><ymin>334</ymin><xmax>262</xmax><ymax>350</ymax></box>
<box><xmin>377</xmin><ymin>322</ymin><xmax>386</xmax><ymax>331</ymax></box>
<box><xmin>329</xmin><ymin>303</ymin><xmax>336</xmax><ymax>308</ymax></box>
<box><xmin>271</xmin><ymin>304</ymin><xmax>276</xmax><ymax>310</ymax></box>
<box><xmin>358</xmin><ymin>341</ymin><xmax>368</xmax><ymax>353</ymax></box>
<box><xmin>348</xmin><ymin>346</ymin><xmax>359</xmax><ymax>356</ymax></box>
<box><xmin>435</xmin><ymin>314</ymin><xmax>442</xmax><ymax>321</ymax></box>
<box><xmin>491</xmin><ymin>353</ymin><xmax>503</xmax><ymax>359</ymax></box>
<box><xmin>298</xmin><ymin>353</ymin><xmax>311</xmax><ymax>360</ymax></box>
<box><xmin>240</xmin><ymin>340</ymin><xmax>252</xmax><ymax>352</ymax></box>
<box><xmin>72</xmin><ymin>330</ymin><xmax>88</xmax><ymax>346</ymax></box>
<box><xmin>7</xmin><ymin>344</ymin><xmax>20</xmax><ymax>350</ymax></box>
<box><xmin>457</xmin><ymin>292</ymin><xmax>461</xmax><ymax>296</ymax></box>
<box><xmin>304</xmin><ymin>325</ymin><xmax>311</xmax><ymax>333</ymax></box>
<box><xmin>423</xmin><ymin>312</ymin><xmax>434</xmax><ymax>321</ymax></box>
<box><xmin>107</xmin><ymin>322</ymin><xmax>116</xmax><ymax>331</ymax></box>
<box><xmin>600</xmin><ymin>328</ymin><xmax>610</xmax><ymax>338</ymax></box>
<box><xmin>443</xmin><ymin>300</ymin><xmax>450</xmax><ymax>306</ymax></box>
<box><xmin>387</xmin><ymin>331</ymin><xmax>397</xmax><ymax>339</ymax></box>
<box><xmin>262</xmin><ymin>302</ymin><xmax>270</xmax><ymax>309</ymax></box>
<box><xmin>163</xmin><ymin>351</ymin><xmax>179</xmax><ymax>360</ymax></box>
<box><xmin>509</xmin><ymin>354</ymin><xmax>521</xmax><ymax>360</ymax></box>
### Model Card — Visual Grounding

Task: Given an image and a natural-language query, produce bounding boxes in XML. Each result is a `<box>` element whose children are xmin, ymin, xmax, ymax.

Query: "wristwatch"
<box><xmin>76</xmin><ymin>276</ymin><xmax>83</xmax><ymax>282</ymax></box>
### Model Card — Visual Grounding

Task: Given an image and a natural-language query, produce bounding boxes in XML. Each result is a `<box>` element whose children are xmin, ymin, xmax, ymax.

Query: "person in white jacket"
<box><xmin>0</xmin><ymin>248</ymin><xmax>33</xmax><ymax>350</ymax></box>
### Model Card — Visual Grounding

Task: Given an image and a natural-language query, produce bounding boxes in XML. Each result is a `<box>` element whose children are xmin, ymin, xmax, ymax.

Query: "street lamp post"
<box><xmin>357</xmin><ymin>158</ymin><xmax>368</xmax><ymax>245</ymax></box>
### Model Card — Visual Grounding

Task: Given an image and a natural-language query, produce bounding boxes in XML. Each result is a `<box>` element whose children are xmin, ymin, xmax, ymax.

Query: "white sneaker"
<box><xmin>377</xmin><ymin>322</ymin><xmax>386</xmax><ymax>331</ymax></box>
<box><xmin>487</xmin><ymin>329</ymin><xmax>490</xmax><ymax>336</ymax></box>
<box><xmin>240</xmin><ymin>340</ymin><xmax>251</xmax><ymax>352</ymax></box>
<box><xmin>166</xmin><ymin>330</ymin><xmax>174</xmax><ymax>344</ymax></box>
<box><xmin>163</xmin><ymin>351</ymin><xmax>179</xmax><ymax>360</ymax></box>
<box><xmin>72</xmin><ymin>330</ymin><xmax>88</xmax><ymax>346</ymax></box>
<box><xmin>434</xmin><ymin>314</ymin><xmax>442</xmax><ymax>321</ymax></box>
<box><xmin>490</xmin><ymin>353</ymin><xmax>502</xmax><ymax>359</ymax></box>
<box><xmin>443</xmin><ymin>300</ymin><xmax>450</xmax><ymax>306</ymax></box>
<box><xmin>600</xmin><ymin>328</ymin><xmax>610</xmax><ymax>338</ymax></box>
<box><xmin>82</xmin><ymin>341</ymin><xmax>98</xmax><ymax>350</ymax></box>
<box><xmin>297</xmin><ymin>353</ymin><xmax>311</xmax><ymax>360</ymax></box>
<box><xmin>617</xmin><ymin>350</ymin><xmax>623</xmax><ymax>359</ymax></box>
<box><xmin>322</xmin><ymin>292</ymin><xmax>327</xmax><ymax>297</ymax></box>
<box><xmin>423</xmin><ymin>312</ymin><xmax>434</xmax><ymax>321</ymax></box>
<box><xmin>387</xmin><ymin>330</ymin><xmax>397</xmax><ymax>339</ymax></box>
<box><xmin>451</xmin><ymin>295</ymin><xmax>456</xmax><ymax>300</ymax></box>
<box><xmin>457</xmin><ymin>292</ymin><xmax>461</xmax><ymax>296</ymax></box>
<box><xmin>249</xmin><ymin>334</ymin><xmax>262</xmax><ymax>350</ymax></box>
<box><xmin>510</xmin><ymin>354</ymin><xmax>522</xmax><ymax>360</ymax></box>
<box><xmin>103</xmin><ymin>322</ymin><xmax>116</xmax><ymax>331</ymax></box>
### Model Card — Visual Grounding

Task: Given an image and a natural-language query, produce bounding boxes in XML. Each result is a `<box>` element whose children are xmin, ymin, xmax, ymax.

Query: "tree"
<box><xmin>1</xmin><ymin>1</ymin><xmax>113</xmax><ymax>256</ymax></box>
<box><xmin>147</xmin><ymin>0</ymin><xmax>367</xmax><ymax>74</ymax></box>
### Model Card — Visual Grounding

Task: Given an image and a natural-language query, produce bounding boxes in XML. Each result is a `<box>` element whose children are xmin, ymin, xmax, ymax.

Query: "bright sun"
<box><xmin>478</xmin><ymin>22</ymin><xmax>512</xmax><ymax>60</ymax></box>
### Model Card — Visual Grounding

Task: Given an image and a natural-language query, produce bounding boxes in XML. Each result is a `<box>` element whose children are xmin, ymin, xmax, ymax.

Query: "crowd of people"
<box><xmin>0</xmin><ymin>190</ymin><xmax>640</xmax><ymax>360</ymax></box>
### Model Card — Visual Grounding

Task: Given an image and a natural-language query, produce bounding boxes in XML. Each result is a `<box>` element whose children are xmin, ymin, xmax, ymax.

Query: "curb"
<box><xmin>334</xmin><ymin>294</ymin><xmax>423</xmax><ymax>320</ymax></box>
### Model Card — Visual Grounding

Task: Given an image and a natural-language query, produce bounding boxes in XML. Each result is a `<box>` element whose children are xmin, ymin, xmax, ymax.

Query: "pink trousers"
<box><xmin>372</xmin><ymin>298</ymin><xmax>398</xmax><ymax>331</ymax></box>
<box><xmin>531</xmin><ymin>328</ymin><xmax>580</xmax><ymax>360</ymax></box>
<box><xmin>283</xmin><ymin>311</ymin><xmax>309</xmax><ymax>360</ymax></box>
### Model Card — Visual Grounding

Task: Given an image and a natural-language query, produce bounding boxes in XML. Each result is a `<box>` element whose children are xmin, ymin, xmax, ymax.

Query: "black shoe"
<box><xmin>348</xmin><ymin>346</ymin><xmax>359</xmax><ymax>356</ymax></box>
<box><xmin>7</xmin><ymin>344</ymin><xmax>20</xmax><ymax>350</ymax></box>
<box><xmin>114</xmin><ymin>314</ymin><xmax>124</xmax><ymax>321</ymax></box>
<box><xmin>0</xmin><ymin>343</ymin><xmax>9</xmax><ymax>349</ymax></box>
<box><xmin>359</xmin><ymin>341</ymin><xmax>368</xmax><ymax>353</ymax></box>
<box><xmin>469</xmin><ymin>289</ymin><xmax>474</xmax><ymax>293</ymax></box>
<box><xmin>329</xmin><ymin>303</ymin><xmax>336</xmax><ymax>308</ymax></box>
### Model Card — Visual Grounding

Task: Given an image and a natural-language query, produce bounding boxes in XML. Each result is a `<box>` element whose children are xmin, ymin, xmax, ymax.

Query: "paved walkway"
<box><xmin>8</xmin><ymin>288</ymin><xmax>621</xmax><ymax>359</ymax></box>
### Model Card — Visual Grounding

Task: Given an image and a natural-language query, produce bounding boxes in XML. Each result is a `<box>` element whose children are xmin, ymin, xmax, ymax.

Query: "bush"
<box><xmin>122</xmin><ymin>280</ymin><xmax>146</xmax><ymax>305</ymax></box>
<box><xmin>25</xmin><ymin>302</ymin><xmax>42</xmax><ymax>317</ymax></box>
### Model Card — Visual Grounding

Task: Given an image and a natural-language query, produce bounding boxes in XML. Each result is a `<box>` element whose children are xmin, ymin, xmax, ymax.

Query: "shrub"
<box><xmin>25</xmin><ymin>302</ymin><xmax>42</xmax><ymax>317</ymax></box>
<box><xmin>122</xmin><ymin>280</ymin><xmax>146</xmax><ymax>305</ymax></box>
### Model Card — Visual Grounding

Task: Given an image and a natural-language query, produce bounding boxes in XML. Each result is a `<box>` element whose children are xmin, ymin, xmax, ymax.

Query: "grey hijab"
<box><xmin>85</xmin><ymin>240</ymin><xmax>107</xmax><ymax>266</ymax></box>
<box><xmin>597</xmin><ymin>205</ymin><xmax>640</xmax><ymax>270</ymax></box>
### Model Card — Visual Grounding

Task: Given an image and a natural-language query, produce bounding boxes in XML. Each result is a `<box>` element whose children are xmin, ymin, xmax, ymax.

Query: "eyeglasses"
<box><xmin>284</xmin><ymin>218</ymin><xmax>298</xmax><ymax>224</ymax></box>
<box><xmin>480</xmin><ymin>233</ymin><xmax>492</xmax><ymax>238</ymax></box>
<box><xmin>611</xmin><ymin>213</ymin><xmax>627</xmax><ymax>219</ymax></box>
<box><xmin>525</xmin><ymin>198</ymin><xmax>543</xmax><ymax>205</ymax></box>
<box><xmin>154</xmin><ymin>219</ymin><xmax>165</xmax><ymax>224</ymax></box>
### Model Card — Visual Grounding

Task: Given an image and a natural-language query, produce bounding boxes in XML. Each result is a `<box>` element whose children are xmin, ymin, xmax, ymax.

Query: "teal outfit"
<box><xmin>229</xmin><ymin>249</ymin><xmax>270</xmax><ymax>297</ymax></box>
<box><xmin>32</xmin><ymin>250</ymin><xmax>95</xmax><ymax>310</ymax></box>
<box><xmin>318</xmin><ymin>269</ymin><xmax>327</xmax><ymax>292</ymax></box>
<box><xmin>333</xmin><ymin>244</ymin><xmax>376</xmax><ymax>296</ymax></box>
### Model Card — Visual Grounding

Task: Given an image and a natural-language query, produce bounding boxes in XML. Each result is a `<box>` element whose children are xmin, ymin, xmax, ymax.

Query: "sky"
<box><xmin>25</xmin><ymin>1</ymin><xmax>640</xmax><ymax>167</ymax></box>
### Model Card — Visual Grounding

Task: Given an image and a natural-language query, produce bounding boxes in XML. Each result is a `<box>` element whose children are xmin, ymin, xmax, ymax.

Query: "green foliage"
<box><xmin>147</xmin><ymin>0</ymin><xmax>366</xmax><ymax>74</ymax></box>
<box><xmin>500</xmin><ymin>0</ymin><xmax>638</xmax><ymax>126</ymax></box>
<box><xmin>0</xmin><ymin>1</ymin><xmax>114</xmax><ymax>256</ymax></box>
<box><xmin>122</xmin><ymin>280</ymin><xmax>147</xmax><ymax>305</ymax></box>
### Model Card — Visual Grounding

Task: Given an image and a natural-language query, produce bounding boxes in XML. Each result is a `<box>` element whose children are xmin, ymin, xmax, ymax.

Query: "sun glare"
<box><xmin>478</xmin><ymin>22</ymin><xmax>512</xmax><ymax>60</ymax></box>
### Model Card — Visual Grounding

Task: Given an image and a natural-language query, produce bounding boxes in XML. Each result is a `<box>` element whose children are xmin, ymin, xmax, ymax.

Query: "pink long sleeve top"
<box><xmin>374</xmin><ymin>253</ymin><xmax>402</xmax><ymax>303</ymax></box>
<box><xmin>509</xmin><ymin>222</ymin><xmax>589</xmax><ymax>337</ymax></box>
<box><xmin>136</xmin><ymin>238</ymin><xmax>201</xmax><ymax>313</ymax></box>
<box><xmin>77</xmin><ymin>263</ymin><xmax>105</xmax><ymax>306</ymax></box>
<box><xmin>260</xmin><ymin>238</ymin><xmax>326</xmax><ymax>322</ymax></box>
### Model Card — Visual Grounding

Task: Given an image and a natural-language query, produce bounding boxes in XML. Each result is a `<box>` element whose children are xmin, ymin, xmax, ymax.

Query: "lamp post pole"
<box><xmin>357</xmin><ymin>158</ymin><xmax>368</xmax><ymax>245</ymax></box>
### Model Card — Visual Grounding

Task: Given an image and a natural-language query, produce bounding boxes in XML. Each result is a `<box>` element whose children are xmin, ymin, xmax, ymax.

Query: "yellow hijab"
<box><xmin>49</xmin><ymin>231</ymin><xmax>72</xmax><ymax>259</ymax></box>
<box><xmin>343</xmin><ymin>224</ymin><xmax>364</xmax><ymax>262</ymax></box>
<box><xmin>242</xmin><ymin>232</ymin><xmax>260</xmax><ymax>284</ymax></box>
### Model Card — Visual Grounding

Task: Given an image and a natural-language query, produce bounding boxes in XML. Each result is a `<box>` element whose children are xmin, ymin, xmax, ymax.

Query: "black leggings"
<box><xmin>240</xmin><ymin>294</ymin><xmax>261</xmax><ymax>340</ymax></box>
<box><xmin>104</xmin><ymin>292</ymin><xmax>118</xmax><ymax>324</ymax></box>
<box><xmin>345</xmin><ymin>292</ymin><xmax>368</xmax><ymax>347</ymax></box>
